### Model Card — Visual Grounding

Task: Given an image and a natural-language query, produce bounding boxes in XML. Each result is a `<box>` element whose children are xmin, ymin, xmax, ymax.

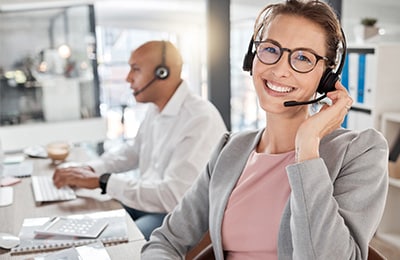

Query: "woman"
<box><xmin>141</xmin><ymin>1</ymin><xmax>388</xmax><ymax>259</ymax></box>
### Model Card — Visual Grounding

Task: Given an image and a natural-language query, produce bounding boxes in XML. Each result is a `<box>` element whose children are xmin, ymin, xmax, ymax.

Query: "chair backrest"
<box><xmin>186</xmin><ymin>231</ymin><xmax>212</xmax><ymax>260</ymax></box>
<box><xmin>368</xmin><ymin>245</ymin><xmax>387</xmax><ymax>260</ymax></box>
<box><xmin>192</xmin><ymin>243</ymin><xmax>214</xmax><ymax>260</ymax></box>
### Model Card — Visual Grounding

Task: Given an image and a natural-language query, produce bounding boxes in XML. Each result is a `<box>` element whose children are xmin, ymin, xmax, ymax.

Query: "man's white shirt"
<box><xmin>88</xmin><ymin>81</ymin><xmax>227</xmax><ymax>212</ymax></box>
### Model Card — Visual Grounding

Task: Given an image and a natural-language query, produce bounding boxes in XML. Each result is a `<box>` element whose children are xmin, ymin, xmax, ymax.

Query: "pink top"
<box><xmin>221</xmin><ymin>149</ymin><xmax>295</xmax><ymax>260</ymax></box>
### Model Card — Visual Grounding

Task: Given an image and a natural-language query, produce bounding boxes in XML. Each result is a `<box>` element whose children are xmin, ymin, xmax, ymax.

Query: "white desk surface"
<box><xmin>0</xmin><ymin>146</ymin><xmax>145</xmax><ymax>259</ymax></box>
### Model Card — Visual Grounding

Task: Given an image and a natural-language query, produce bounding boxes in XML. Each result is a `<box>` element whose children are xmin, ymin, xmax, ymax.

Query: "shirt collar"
<box><xmin>160</xmin><ymin>80</ymin><xmax>189</xmax><ymax>116</ymax></box>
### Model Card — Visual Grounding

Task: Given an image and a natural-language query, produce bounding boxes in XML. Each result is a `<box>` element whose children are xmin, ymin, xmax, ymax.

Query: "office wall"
<box><xmin>343</xmin><ymin>0</ymin><xmax>400</xmax><ymax>43</ymax></box>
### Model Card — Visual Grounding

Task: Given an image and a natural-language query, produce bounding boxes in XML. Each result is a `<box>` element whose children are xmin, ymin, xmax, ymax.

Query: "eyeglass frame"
<box><xmin>254</xmin><ymin>39</ymin><xmax>329</xmax><ymax>73</ymax></box>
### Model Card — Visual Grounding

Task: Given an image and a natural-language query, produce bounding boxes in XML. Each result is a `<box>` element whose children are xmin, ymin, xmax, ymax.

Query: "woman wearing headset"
<box><xmin>141</xmin><ymin>1</ymin><xmax>388</xmax><ymax>259</ymax></box>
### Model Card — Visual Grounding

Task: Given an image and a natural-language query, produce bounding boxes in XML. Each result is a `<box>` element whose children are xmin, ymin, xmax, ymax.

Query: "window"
<box><xmin>0</xmin><ymin>4</ymin><xmax>99</xmax><ymax>125</ymax></box>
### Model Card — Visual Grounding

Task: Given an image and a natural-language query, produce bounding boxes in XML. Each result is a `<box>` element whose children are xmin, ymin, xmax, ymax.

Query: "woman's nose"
<box><xmin>271</xmin><ymin>52</ymin><xmax>291</xmax><ymax>77</ymax></box>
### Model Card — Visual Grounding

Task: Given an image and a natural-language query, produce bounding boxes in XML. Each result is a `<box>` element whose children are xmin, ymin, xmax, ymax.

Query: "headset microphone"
<box><xmin>283</xmin><ymin>94</ymin><xmax>327</xmax><ymax>107</ymax></box>
<box><xmin>133</xmin><ymin>76</ymin><xmax>158</xmax><ymax>96</ymax></box>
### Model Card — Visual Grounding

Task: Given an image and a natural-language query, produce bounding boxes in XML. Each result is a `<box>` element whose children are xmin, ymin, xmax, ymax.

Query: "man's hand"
<box><xmin>52</xmin><ymin>166</ymin><xmax>100</xmax><ymax>189</ymax></box>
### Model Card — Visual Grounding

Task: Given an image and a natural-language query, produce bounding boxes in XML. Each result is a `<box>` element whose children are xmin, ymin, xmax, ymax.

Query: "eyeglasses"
<box><xmin>254</xmin><ymin>39</ymin><xmax>328</xmax><ymax>73</ymax></box>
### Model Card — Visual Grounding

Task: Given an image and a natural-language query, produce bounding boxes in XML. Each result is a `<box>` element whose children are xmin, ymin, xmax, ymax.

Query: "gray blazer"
<box><xmin>142</xmin><ymin>128</ymin><xmax>388</xmax><ymax>260</ymax></box>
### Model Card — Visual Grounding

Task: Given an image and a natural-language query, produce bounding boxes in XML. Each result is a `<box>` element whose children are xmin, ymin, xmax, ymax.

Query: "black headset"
<box><xmin>242</xmin><ymin>28</ymin><xmax>347</xmax><ymax>95</ymax></box>
<box><xmin>242</xmin><ymin>38</ymin><xmax>256</xmax><ymax>75</ymax></box>
<box><xmin>155</xmin><ymin>40</ymin><xmax>170</xmax><ymax>80</ymax></box>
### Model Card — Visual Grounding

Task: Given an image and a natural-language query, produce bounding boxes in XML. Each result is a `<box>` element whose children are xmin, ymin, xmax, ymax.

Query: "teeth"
<box><xmin>267</xmin><ymin>82</ymin><xmax>293</xmax><ymax>93</ymax></box>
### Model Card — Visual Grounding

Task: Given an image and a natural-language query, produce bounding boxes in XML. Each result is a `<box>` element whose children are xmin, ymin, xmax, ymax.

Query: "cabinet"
<box><xmin>342</xmin><ymin>44</ymin><xmax>400</xmax><ymax>249</ymax></box>
<box><xmin>342</xmin><ymin>44</ymin><xmax>400</xmax><ymax>131</ymax></box>
<box><xmin>375</xmin><ymin>112</ymin><xmax>400</xmax><ymax>248</ymax></box>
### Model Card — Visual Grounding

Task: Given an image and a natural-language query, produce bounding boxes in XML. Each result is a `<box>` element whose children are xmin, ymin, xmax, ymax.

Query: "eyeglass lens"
<box><xmin>256</xmin><ymin>41</ymin><xmax>320</xmax><ymax>73</ymax></box>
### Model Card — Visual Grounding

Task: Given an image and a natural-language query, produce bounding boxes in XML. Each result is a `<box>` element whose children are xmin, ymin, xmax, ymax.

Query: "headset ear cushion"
<box><xmin>242</xmin><ymin>52</ymin><xmax>255</xmax><ymax>75</ymax></box>
<box><xmin>317</xmin><ymin>69</ymin><xmax>338</xmax><ymax>94</ymax></box>
<box><xmin>155</xmin><ymin>65</ymin><xmax>169</xmax><ymax>80</ymax></box>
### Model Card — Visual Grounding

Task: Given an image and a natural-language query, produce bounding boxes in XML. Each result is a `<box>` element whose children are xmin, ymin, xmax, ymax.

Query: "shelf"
<box><xmin>389</xmin><ymin>177</ymin><xmax>400</xmax><ymax>188</ymax></box>
<box><xmin>382</xmin><ymin>112</ymin><xmax>400</xmax><ymax>124</ymax></box>
<box><xmin>375</xmin><ymin>232</ymin><xmax>400</xmax><ymax>249</ymax></box>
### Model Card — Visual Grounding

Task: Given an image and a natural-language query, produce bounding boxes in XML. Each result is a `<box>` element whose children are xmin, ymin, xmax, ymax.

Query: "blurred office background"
<box><xmin>1</xmin><ymin>0</ymin><xmax>400</xmax><ymax>151</ymax></box>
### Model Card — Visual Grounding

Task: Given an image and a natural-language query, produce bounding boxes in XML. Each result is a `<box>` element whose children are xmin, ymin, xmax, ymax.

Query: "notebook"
<box><xmin>3</xmin><ymin>161</ymin><xmax>33</xmax><ymax>178</ymax></box>
<box><xmin>30</xmin><ymin>241</ymin><xmax>111</xmax><ymax>260</ymax></box>
<box><xmin>0</xmin><ymin>187</ymin><xmax>13</xmax><ymax>207</ymax></box>
<box><xmin>11</xmin><ymin>209</ymin><xmax>129</xmax><ymax>255</ymax></box>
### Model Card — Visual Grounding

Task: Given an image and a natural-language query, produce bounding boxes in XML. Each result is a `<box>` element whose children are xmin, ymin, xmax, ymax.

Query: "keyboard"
<box><xmin>31</xmin><ymin>176</ymin><xmax>76</xmax><ymax>204</ymax></box>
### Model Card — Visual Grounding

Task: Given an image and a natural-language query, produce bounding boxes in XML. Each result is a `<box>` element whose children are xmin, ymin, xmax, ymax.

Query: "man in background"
<box><xmin>53</xmin><ymin>40</ymin><xmax>227</xmax><ymax>239</ymax></box>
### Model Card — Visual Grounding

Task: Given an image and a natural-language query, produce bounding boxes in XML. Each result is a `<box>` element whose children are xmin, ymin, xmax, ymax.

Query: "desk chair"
<box><xmin>186</xmin><ymin>232</ymin><xmax>386</xmax><ymax>260</ymax></box>
<box><xmin>368</xmin><ymin>245</ymin><xmax>387</xmax><ymax>260</ymax></box>
<box><xmin>186</xmin><ymin>231</ymin><xmax>212</xmax><ymax>260</ymax></box>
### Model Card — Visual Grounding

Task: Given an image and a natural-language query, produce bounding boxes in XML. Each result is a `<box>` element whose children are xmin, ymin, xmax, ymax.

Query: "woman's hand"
<box><xmin>52</xmin><ymin>166</ymin><xmax>100</xmax><ymax>189</ymax></box>
<box><xmin>295</xmin><ymin>81</ymin><xmax>353</xmax><ymax>162</ymax></box>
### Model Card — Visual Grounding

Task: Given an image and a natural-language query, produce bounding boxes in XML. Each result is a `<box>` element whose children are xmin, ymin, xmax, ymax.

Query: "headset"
<box><xmin>242</xmin><ymin>28</ymin><xmax>347</xmax><ymax>107</ymax></box>
<box><xmin>155</xmin><ymin>40</ymin><xmax>170</xmax><ymax>80</ymax></box>
<box><xmin>133</xmin><ymin>41</ymin><xmax>170</xmax><ymax>96</ymax></box>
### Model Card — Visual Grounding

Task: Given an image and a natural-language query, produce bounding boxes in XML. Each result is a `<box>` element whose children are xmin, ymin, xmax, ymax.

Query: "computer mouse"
<box><xmin>0</xmin><ymin>232</ymin><xmax>20</xmax><ymax>249</ymax></box>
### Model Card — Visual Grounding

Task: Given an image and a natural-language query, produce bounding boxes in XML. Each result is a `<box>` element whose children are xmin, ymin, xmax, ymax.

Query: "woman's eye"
<box><xmin>264</xmin><ymin>46</ymin><xmax>277</xmax><ymax>54</ymax></box>
<box><xmin>294</xmin><ymin>53</ymin><xmax>312</xmax><ymax>64</ymax></box>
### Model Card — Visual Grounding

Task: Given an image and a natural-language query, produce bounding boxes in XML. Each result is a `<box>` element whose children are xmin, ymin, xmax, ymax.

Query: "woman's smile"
<box><xmin>265</xmin><ymin>80</ymin><xmax>296</xmax><ymax>95</ymax></box>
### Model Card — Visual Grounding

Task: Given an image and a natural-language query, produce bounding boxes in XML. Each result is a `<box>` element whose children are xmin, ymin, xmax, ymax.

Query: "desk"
<box><xmin>0</xmin><ymin>146</ymin><xmax>145</xmax><ymax>259</ymax></box>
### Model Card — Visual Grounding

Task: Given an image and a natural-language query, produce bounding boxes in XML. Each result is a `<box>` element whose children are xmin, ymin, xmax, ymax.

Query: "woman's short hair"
<box><xmin>253</xmin><ymin>0</ymin><xmax>344</xmax><ymax>67</ymax></box>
